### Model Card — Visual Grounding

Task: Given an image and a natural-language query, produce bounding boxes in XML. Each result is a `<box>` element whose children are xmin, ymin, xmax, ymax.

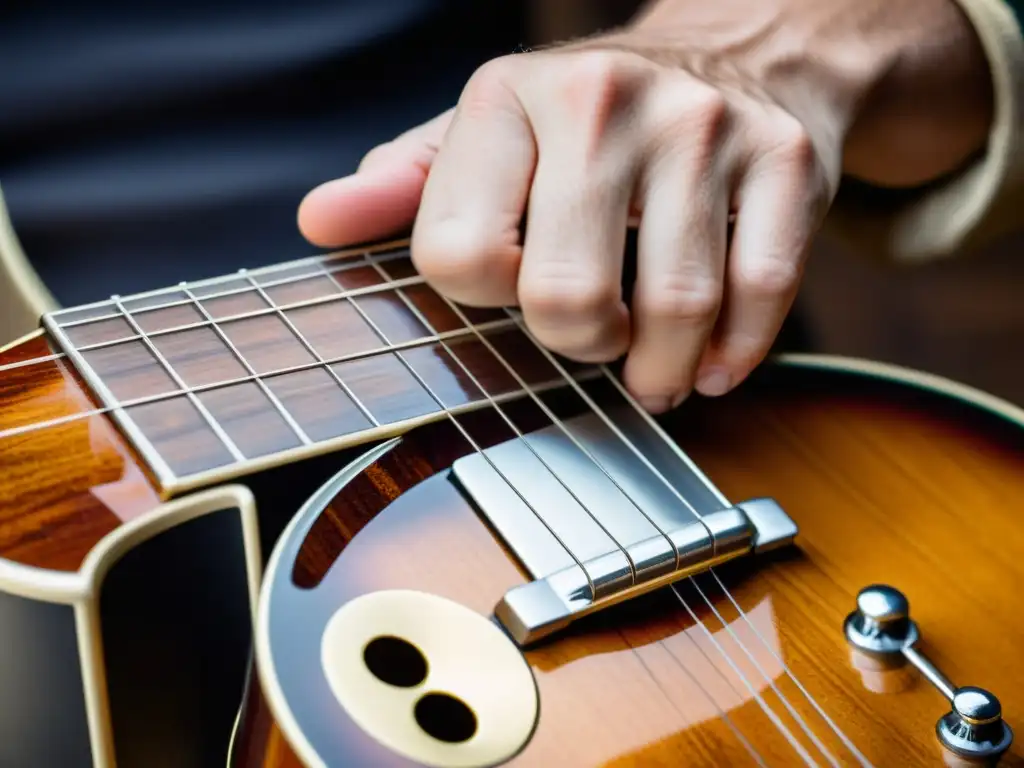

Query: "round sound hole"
<box><xmin>414</xmin><ymin>692</ymin><xmax>478</xmax><ymax>743</ymax></box>
<box><xmin>362</xmin><ymin>635</ymin><xmax>428</xmax><ymax>688</ymax></box>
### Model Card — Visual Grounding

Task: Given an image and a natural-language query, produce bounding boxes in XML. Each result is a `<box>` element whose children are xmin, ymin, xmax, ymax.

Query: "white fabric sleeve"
<box><xmin>822</xmin><ymin>0</ymin><xmax>1024</xmax><ymax>262</ymax></box>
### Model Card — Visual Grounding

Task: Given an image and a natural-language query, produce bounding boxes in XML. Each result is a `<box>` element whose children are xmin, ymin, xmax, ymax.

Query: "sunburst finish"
<box><xmin>238</xmin><ymin>360</ymin><xmax>1024</xmax><ymax>767</ymax></box>
<box><xmin>0</xmin><ymin>239</ymin><xmax>1022</xmax><ymax>767</ymax></box>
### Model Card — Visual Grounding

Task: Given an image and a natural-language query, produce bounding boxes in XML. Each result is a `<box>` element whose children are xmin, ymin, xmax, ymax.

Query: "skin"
<box><xmin>297</xmin><ymin>0</ymin><xmax>994</xmax><ymax>413</ymax></box>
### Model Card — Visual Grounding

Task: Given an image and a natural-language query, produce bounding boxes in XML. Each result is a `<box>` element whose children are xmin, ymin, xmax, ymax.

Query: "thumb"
<box><xmin>298</xmin><ymin>109</ymin><xmax>454</xmax><ymax>248</ymax></box>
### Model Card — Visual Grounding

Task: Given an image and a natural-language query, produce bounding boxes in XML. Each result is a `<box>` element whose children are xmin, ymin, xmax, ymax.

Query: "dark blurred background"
<box><xmin>3</xmin><ymin>0</ymin><xmax>1022</xmax><ymax>403</ymax></box>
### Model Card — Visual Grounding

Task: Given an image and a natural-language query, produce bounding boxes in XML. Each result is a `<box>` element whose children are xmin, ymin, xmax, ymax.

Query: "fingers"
<box><xmin>297</xmin><ymin>109</ymin><xmax>453</xmax><ymax>248</ymax></box>
<box><xmin>514</xmin><ymin>53</ymin><xmax>651</xmax><ymax>362</ymax></box>
<box><xmin>411</xmin><ymin>59</ymin><xmax>537</xmax><ymax>307</ymax></box>
<box><xmin>696</xmin><ymin>121</ymin><xmax>828</xmax><ymax>396</ymax></box>
<box><xmin>622</xmin><ymin>89</ymin><xmax>732</xmax><ymax>412</ymax></box>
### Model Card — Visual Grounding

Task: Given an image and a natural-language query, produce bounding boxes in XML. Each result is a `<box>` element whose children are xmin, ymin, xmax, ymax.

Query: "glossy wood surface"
<box><xmin>46</xmin><ymin>251</ymin><xmax>564</xmax><ymax>485</ymax></box>
<box><xmin>0</xmin><ymin>249</ymin><xmax>580</xmax><ymax>573</ymax></box>
<box><xmin>0</xmin><ymin>333</ymin><xmax>161</xmax><ymax>570</ymax></box>
<box><xmin>238</xmin><ymin>364</ymin><xmax>1024</xmax><ymax>767</ymax></box>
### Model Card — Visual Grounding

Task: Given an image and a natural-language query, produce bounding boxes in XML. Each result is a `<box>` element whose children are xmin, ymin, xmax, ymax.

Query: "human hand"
<box><xmin>299</xmin><ymin>0</ymin><xmax>993</xmax><ymax>412</ymax></box>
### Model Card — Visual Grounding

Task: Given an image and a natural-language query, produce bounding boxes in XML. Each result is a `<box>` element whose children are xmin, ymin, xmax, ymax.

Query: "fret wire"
<box><xmin>178</xmin><ymin>283</ymin><xmax>314</xmax><ymax>447</ymax></box>
<box><xmin>365</xmin><ymin>260</ymin><xmax>649</xmax><ymax>579</ymax></box>
<box><xmin>68</xmin><ymin>272</ymin><xmax>443</xmax><ymax>352</ymax></box>
<box><xmin>60</xmin><ymin>319</ymin><xmax>516</xmax><ymax>416</ymax></box>
<box><xmin>237</xmin><ymin>269</ymin><xmax>380</xmax><ymax>428</ymax></box>
<box><xmin>341</xmin><ymin>291</ymin><xmax>593</xmax><ymax>591</ymax></box>
<box><xmin>0</xmin><ymin>357</ymin><xmax>603</xmax><ymax>446</ymax></box>
<box><xmin>56</xmin><ymin>263</ymin><xmax>425</xmax><ymax>333</ymax></box>
<box><xmin>366</xmin><ymin>261</ymin><xmax>681</xmax><ymax>567</ymax></box>
<box><xmin>485</xmin><ymin>307</ymin><xmax>841</xmax><ymax>760</ymax></box>
<box><xmin>369</xmin><ymin>270</ymin><xmax>830</xmax><ymax>760</ymax></box>
<box><xmin>38</xmin><ymin>312</ymin><xmax>180</xmax><ymax>485</ymax></box>
<box><xmin>110</xmin><ymin>295</ymin><xmax>247</xmax><ymax>463</ymax></box>
<box><xmin>48</xmin><ymin>241</ymin><xmax>413</xmax><ymax>326</ymax></box>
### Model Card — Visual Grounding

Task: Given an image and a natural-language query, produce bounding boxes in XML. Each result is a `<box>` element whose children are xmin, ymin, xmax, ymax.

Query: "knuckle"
<box><xmin>734</xmin><ymin>256</ymin><xmax>801</xmax><ymax>298</ymax></box>
<box><xmin>520</xmin><ymin>270</ymin><xmax>619</xmax><ymax>321</ymax></box>
<box><xmin>648</xmin><ymin>80</ymin><xmax>731</xmax><ymax>163</ymax></box>
<box><xmin>561</xmin><ymin>50</ymin><xmax>635</xmax><ymax>96</ymax></box>
<box><xmin>356</xmin><ymin>142</ymin><xmax>393</xmax><ymax>171</ymax></box>
<box><xmin>412</xmin><ymin>223</ymin><xmax>498</xmax><ymax>286</ymax></box>
<box><xmin>770</xmin><ymin>116</ymin><xmax>818</xmax><ymax>174</ymax></box>
<box><xmin>644</xmin><ymin>277</ymin><xmax>721</xmax><ymax>323</ymax></box>
<box><xmin>459</xmin><ymin>57</ymin><xmax>519</xmax><ymax>118</ymax></box>
<box><xmin>556</xmin><ymin>51</ymin><xmax>651</xmax><ymax>136</ymax></box>
<box><xmin>686</xmin><ymin>87</ymin><xmax>731</xmax><ymax>136</ymax></box>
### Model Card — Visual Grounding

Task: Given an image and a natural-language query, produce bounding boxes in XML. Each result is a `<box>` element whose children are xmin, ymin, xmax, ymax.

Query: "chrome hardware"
<box><xmin>451</xmin><ymin>408</ymin><xmax>798</xmax><ymax>646</ymax></box>
<box><xmin>845</xmin><ymin>585</ymin><xmax>1013</xmax><ymax>764</ymax></box>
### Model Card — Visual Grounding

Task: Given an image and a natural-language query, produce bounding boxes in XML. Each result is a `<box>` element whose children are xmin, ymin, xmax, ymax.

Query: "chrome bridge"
<box><xmin>450</xmin><ymin>407</ymin><xmax>798</xmax><ymax>646</ymax></box>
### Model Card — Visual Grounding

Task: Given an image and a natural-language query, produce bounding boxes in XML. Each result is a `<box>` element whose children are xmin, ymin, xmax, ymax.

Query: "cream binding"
<box><xmin>0</xmin><ymin>186</ymin><xmax>57</xmax><ymax>345</ymax></box>
<box><xmin>0</xmin><ymin>484</ymin><xmax>263</xmax><ymax>767</ymax></box>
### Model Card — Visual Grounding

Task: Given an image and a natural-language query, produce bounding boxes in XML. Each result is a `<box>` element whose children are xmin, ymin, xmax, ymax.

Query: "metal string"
<box><xmin>2</xmin><ymin>244</ymin><xmax>862</xmax><ymax>764</ymax></box>
<box><xmin>625</xmin><ymin>629</ymin><xmax>767</xmax><ymax>767</ymax></box>
<box><xmin>498</xmin><ymin>308</ymin><xmax>863</xmax><ymax>765</ymax></box>
<box><xmin>357</xmin><ymin>269</ymin><xmax>819</xmax><ymax>764</ymax></box>
<box><xmin>707</xmin><ymin>571</ymin><xmax>873</xmax><ymax>767</ymax></box>
<box><xmin>352</xmin><ymin>262</ymin><xmax>778</xmax><ymax>762</ymax></box>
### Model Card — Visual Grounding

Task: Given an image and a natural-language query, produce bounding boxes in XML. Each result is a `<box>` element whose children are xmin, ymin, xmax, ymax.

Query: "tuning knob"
<box><xmin>937</xmin><ymin>687</ymin><xmax>1014</xmax><ymax>763</ymax></box>
<box><xmin>844</xmin><ymin>584</ymin><xmax>1014</xmax><ymax>764</ymax></box>
<box><xmin>843</xmin><ymin>584</ymin><xmax>919</xmax><ymax>660</ymax></box>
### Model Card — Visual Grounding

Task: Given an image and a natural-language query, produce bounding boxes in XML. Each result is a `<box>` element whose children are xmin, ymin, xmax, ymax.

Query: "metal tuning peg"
<box><xmin>844</xmin><ymin>585</ymin><xmax>1013</xmax><ymax>765</ymax></box>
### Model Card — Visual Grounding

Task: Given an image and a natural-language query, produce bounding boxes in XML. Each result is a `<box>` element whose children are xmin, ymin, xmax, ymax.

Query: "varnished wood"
<box><xmin>48</xmin><ymin>251</ymin><xmax>572</xmax><ymax>484</ymax></box>
<box><xmin>0</xmin><ymin>249</ymin><xmax>577</xmax><ymax>571</ymax></box>
<box><xmin>237</xmin><ymin>363</ymin><xmax>1024</xmax><ymax>767</ymax></box>
<box><xmin>6</xmin><ymin>239</ymin><xmax>1024</xmax><ymax>765</ymax></box>
<box><xmin>0</xmin><ymin>334</ymin><xmax>161</xmax><ymax>570</ymax></box>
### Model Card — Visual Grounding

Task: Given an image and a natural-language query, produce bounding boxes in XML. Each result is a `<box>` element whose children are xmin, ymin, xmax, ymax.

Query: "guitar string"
<box><xmin>0</xmin><ymin>317</ymin><xmax>526</xmax><ymax>441</ymax></box>
<box><xmin>356</xmin><ymin>262</ymin><xmax>824</xmax><ymax>765</ymax></box>
<box><xmin>708</xmin><ymin>570</ymin><xmax>873</xmax><ymax>767</ymax></box>
<box><xmin>494</xmin><ymin>308</ymin><xmax>860</xmax><ymax>766</ymax></box>
<box><xmin>0</xmin><ymin>266</ymin><xmax>781</xmax><ymax>761</ymax></box>
<box><xmin>406</xmin><ymin>298</ymin><xmax>826</xmax><ymax>765</ymax></box>
<box><xmin>624</xmin><ymin>629</ymin><xmax>767</xmax><ymax>767</ymax></box>
<box><xmin>595</xmin><ymin>359</ymin><xmax>868</xmax><ymax>765</ymax></box>
<box><xmin>347</xmin><ymin>267</ymin><xmax>781</xmax><ymax>766</ymax></box>
<box><xmin>372</xmin><ymin>246</ymin><xmax>856</xmax><ymax>762</ymax></box>
<box><xmin>0</xmin><ymin>245</ymin><xmax>425</xmax><ymax>377</ymax></box>
<box><xmin>3</xmin><ymin>246</ymin><xmax>857</xmax><ymax>762</ymax></box>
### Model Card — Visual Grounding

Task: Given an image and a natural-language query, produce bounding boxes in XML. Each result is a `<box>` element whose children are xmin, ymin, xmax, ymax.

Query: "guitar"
<box><xmin>0</xmin><ymin>238</ymin><xmax>1021</xmax><ymax>767</ymax></box>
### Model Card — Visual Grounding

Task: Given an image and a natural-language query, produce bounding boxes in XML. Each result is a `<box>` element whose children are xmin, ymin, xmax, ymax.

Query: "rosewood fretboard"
<box><xmin>43</xmin><ymin>242</ymin><xmax>590</xmax><ymax>495</ymax></box>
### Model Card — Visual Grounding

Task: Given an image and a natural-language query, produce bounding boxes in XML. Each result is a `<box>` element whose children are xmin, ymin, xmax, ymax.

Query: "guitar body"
<box><xmin>1</xmin><ymin>239</ymin><xmax>1022</xmax><ymax>767</ymax></box>
<box><xmin>235</xmin><ymin>356</ymin><xmax>1024</xmax><ymax>768</ymax></box>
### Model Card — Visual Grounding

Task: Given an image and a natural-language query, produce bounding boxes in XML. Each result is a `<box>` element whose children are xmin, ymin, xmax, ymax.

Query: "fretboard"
<box><xmin>43</xmin><ymin>241</ymin><xmax>593</xmax><ymax>493</ymax></box>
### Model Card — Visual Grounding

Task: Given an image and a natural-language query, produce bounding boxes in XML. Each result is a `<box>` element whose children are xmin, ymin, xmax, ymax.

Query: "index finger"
<box><xmin>298</xmin><ymin>110</ymin><xmax>453</xmax><ymax>248</ymax></box>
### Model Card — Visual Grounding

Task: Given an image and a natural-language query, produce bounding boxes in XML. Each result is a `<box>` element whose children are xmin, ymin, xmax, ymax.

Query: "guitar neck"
<box><xmin>41</xmin><ymin>240</ymin><xmax>591</xmax><ymax>496</ymax></box>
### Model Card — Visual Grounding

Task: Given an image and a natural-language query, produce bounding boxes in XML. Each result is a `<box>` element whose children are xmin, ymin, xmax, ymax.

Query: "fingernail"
<box><xmin>639</xmin><ymin>396</ymin><xmax>672</xmax><ymax>413</ymax></box>
<box><xmin>696</xmin><ymin>368</ymin><xmax>732</xmax><ymax>397</ymax></box>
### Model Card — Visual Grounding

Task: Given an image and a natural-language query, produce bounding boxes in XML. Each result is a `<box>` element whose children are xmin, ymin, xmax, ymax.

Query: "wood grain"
<box><xmin>0</xmin><ymin>334</ymin><xmax>161</xmax><ymax>570</ymax></box>
<box><xmin>0</xmin><ymin>256</ymin><xmax>580</xmax><ymax>571</ymax></box>
<box><xmin>237</xmin><ymin>363</ymin><xmax>1024</xmax><ymax>767</ymax></box>
<box><xmin>49</xmin><ymin>254</ymin><xmax>574</xmax><ymax>482</ymax></box>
